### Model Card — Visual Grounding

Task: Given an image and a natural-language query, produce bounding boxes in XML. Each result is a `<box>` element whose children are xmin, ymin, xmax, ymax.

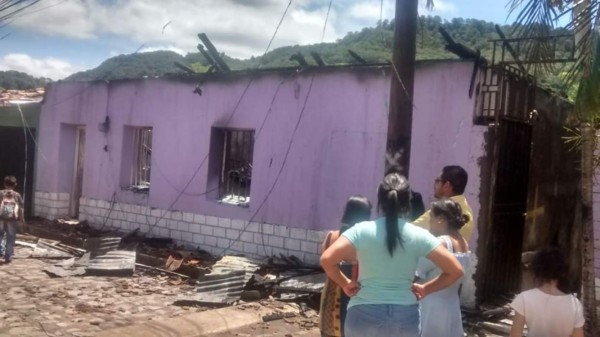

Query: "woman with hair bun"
<box><xmin>416</xmin><ymin>198</ymin><xmax>471</xmax><ymax>337</ymax></box>
<box><xmin>321</xmin><ymin>173</ymin><xmax>464</xmax><ymax>337</ymax></box>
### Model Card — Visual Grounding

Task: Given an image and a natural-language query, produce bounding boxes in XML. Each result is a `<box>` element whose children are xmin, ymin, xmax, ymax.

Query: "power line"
<box><xmin>220</xmin><ymin>70</ymin><xmax>317</xmax><ymax>256</ymax></box>
<box><xmin>7</xmin><ymin>0</ymin><xmax>69</xmax><ymax>20</ymax></box>
<box><xmin>144</xmin><ymin>0</ymin><xmax>295</xmax><ymax>236</ymax></box>
<box><xmin>221</xmin><ymin>0</ymin><xmax>333</xmax><ymax>256</ymax></box>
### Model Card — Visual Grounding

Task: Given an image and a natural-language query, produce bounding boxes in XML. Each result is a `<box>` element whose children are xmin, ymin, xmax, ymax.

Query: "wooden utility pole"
<box><xmin>386</xmin><ymin>0</ymin><xmax>419</xmax><ymax>177</ymax></box>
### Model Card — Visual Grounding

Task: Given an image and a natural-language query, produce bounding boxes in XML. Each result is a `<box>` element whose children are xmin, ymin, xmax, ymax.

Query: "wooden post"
<box><xmin>581</xmin><ymin>123</ymin><xmax>598</xmax><ymax>337</ymax></box>
<box><xmin>386</xmin><ymin>0</ymin><xmax>418</xmax><ymax>177</ymax></box>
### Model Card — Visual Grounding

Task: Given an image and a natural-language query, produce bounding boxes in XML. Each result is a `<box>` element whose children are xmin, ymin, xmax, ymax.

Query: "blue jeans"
<box><xmin>0</xmin><ymin>221</ymin><xmax>17</xmax><ymax>262</ymax></box>
<box><xmin>345</xmin><ymin>304</ymin><xmax>420</xmax><ymax>337</ymax></box>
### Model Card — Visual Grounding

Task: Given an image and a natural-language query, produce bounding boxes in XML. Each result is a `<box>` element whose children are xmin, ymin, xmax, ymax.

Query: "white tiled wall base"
<box><xmin>33</xmin><ymin>192</ymin><xmax>71</xmax><ymax>219</ymax></box>
<box><xmin>76</xmin><ymin>197</ymin><xmax>326</xmax><ymax>264</ymax></box>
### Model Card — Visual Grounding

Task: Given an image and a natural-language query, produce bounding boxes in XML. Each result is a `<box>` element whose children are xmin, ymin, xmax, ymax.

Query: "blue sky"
<box><xmin>0</xmin><ymin>0</ymin><xmax>522</xmax><ymax>80</ymax></box>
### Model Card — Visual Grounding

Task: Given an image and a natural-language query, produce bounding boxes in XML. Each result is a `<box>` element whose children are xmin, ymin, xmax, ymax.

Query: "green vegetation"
<box><xmin>3</xmin><ymin>16</ymin><xmax>574</xmax><ymax>96</ymax></box>
<box><xmin>0</xmin><ymin>70</ymin><xmax>51</xmax><ymax>90</ymax></box>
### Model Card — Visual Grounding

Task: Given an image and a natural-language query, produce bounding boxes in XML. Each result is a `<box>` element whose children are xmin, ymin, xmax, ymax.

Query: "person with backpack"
<box><xmin>0</xmin><ymin>176</ymin><xmax>25</xmax><ymax>264</ymax></box>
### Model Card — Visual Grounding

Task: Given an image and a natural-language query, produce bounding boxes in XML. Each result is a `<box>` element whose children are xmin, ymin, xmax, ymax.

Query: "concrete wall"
<box><xmin>35</xmin><ymin>61</ymin><xmax>482</xmax><ymax>261</ymax></box>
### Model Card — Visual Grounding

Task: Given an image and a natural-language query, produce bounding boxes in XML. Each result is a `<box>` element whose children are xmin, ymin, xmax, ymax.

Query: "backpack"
<box><xmin>0</xmin><ymin>191</ymin><xmax>19</xmax><ymax>220</ymax></box>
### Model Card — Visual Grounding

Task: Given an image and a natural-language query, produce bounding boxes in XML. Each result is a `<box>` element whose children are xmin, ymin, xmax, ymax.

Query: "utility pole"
<box><xmin>386</xmin><ymin>0</ymin><xmax>419</xmax><ymax>178</ymax></box>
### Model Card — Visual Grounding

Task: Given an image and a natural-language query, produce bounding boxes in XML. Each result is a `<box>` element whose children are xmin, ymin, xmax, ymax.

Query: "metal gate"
<box><xmin>478</xmin><ymin>118</ymin><xmax>532</xmax><ymax>303</ymax></box>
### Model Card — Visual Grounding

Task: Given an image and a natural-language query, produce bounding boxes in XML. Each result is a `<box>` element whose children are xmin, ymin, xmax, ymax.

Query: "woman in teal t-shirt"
<box><xmin>321</xmin><ymin>173</ymin><xmax>464</xmax><ymax>337</ymax></box>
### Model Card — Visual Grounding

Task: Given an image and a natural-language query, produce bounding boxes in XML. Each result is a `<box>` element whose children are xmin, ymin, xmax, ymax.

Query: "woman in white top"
<box><xmin>510</xmin><ymin>247</ymin><xmax>585</xmax><ymax>337</ymax></box>
<box><xmin>416</xmin><ymin>199</ymin><xmax>471</xmax><ymax>337</ymax></box>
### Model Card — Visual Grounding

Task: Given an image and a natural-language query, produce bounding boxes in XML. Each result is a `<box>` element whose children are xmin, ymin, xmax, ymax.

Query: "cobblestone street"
<box><xmin>0</xmin><ymin>247</ymin><xmax>206</xmax><ymax>337</ymax></box>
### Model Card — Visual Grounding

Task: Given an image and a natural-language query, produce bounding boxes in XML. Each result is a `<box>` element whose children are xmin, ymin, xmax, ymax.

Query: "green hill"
<box><xmin>0</xmin><ymin>71</ymin><xmax>51</xmax><ymax>90</ymax></box>
<box><xmin>64</xmin><ymin>16</ymin><xmax>574</xmax><ymax>96</ymax></box>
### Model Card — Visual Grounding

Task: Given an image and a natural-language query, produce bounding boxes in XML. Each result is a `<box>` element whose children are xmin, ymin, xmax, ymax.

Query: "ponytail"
<box><xmin>378</xmin><ymin>173</ymin><xmax>410</xmax><ymax>257</ymax></box>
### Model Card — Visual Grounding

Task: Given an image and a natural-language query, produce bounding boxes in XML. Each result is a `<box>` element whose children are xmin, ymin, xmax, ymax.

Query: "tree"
<box><xmin>507</xmin><ymin>0</ymin><xmax>599</xmax><ymax>336</ymax></box>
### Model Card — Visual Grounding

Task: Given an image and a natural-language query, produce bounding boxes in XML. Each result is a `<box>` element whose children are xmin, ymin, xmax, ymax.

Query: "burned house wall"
<box><xmin>408</xmin><ymin>62</ymin><xmax>485</xmax><ymax>250</ymax></box>
<box><xmin>35</xmin><ymin>61</ymin><xmax>480</xmax><ymax>262</ymax></box>
<box><xmin>594</xmin><ymin>132</ymin><xmax>600</xmax><ymax>303</ymax></box>
<box><xmin>521</xmin><ymin>91</ymin><xmax>581</xmax><ymax>292</ymax></box>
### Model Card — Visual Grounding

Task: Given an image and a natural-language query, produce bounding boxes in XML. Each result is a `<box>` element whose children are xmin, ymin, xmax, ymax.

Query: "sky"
<box><xmin>0</xmin><ymin>0</ymin><xmax>521</xmax><ymax>80</ymax></box>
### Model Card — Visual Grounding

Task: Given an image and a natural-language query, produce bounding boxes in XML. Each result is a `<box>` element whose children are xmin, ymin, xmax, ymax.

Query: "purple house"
<box><xmin>34</xmin><ymin>60</ymin><xmax>482</xmax><ymax>262</ymax></box>
<box><xmin>34</xmin><ymin>59</ymin><xmax>581</xmax><ymax>305</ymax></box>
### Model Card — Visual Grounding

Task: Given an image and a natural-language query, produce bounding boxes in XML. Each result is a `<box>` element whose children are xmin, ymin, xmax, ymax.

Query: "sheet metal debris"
<box><xmin>32</xmin><ymin>239</ymin><xmax>80</xmax><ymax>259</ymax></box>
<box><xmin>177</xmin><ymin>270</ymin><xmax>246</xmax><ymax>305</ymax></box>
<box><xmin>276</xmin><ymin>273</ymin><xmax>326</xmax><ymax>294</ymax></box>
<box><xmin>84</xmin><ymin>237</ymin><xmax>122</xmax><ymax>257</ymax></box>
<box><xmin>86</xmin><ymin>250</ymin><xmax>136</xmax><ymax>276</ymax></box>
<box><xmin>210</xmin><ymin>255</ymin><xmax>261</xmax><ymax>284</ymax></box>
<box><xmin>43</xmin><ymin>257</ymin><xmax>87</xmax><ymax>277</ymax></box>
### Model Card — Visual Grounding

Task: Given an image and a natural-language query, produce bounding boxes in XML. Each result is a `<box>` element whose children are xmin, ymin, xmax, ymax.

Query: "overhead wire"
<box><xmin>221</xmin><ymin>0</ymin><xmax>333</xmax><ymax>256</ymax></box>
<box><xmin>144</xmin><ymin>0</ymin><xmax>295</xmax><ymax>236</ymax></box>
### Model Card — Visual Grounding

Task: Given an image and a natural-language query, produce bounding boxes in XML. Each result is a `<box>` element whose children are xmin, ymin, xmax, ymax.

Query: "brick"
<box><xmin>307</xmin><ymin>230</ymin><xmax>325</xmax><ymax>243</ymax></box>
<box><xmin>150</xmin><ymin>208</ymin><xmax>161</xmax><ymax>217</ymax></box>
<box><xmin>240</xmin><ymin>231</ymin><xmax>254</xmax><ymax>243</ymax></box>
<box><xmin>243</xmin><ymin>243</ymin><xmax>258</xmax><ymax>255</ymax></box>
<box><xmin>261</xmin><ymin>246</ymin><xmax>273</xmax><ymax>256</ymax></box>
<box><xmin>193</xmin><ymin>214</ymin><xmax>206</xmax><ymax>224</ymax></box>
<box><xmin>261</xmin><ymin>223</ymin><xmax>274</xmax><ymax>235</ymax></box>
<box><xmin>269</xmin><ymin>236</ymin><xmax>284</xmax><ymax>248</ymax></box>
<box><xmin>290</xmin><ymin>228</ymin><xmax>307</xmax><ymax>240</ymax></box>
<box><xmin>248</xmin><ymin>222</ymin><xmax>260</xmax><ymax>232</ymax></box>
<box><xmin>204</xmin><ymin>236</ymin><xmax>217</xmax><ymax>246</ymax></box>
<box><xmin>254</xmin><ymin>233</ymin><xmax>266</xmax><ymax>245</ymax></box>
<box><xmin>231</xmin><ymin>219</ymin><xmax>246</xmax><ymax>230</ymax></box>
<box><xmin>300</xmin><ymin>241</ymin><xmax>318</xmax><ymax>253</ymax></box>
<box><xmin>181</xmin><ymin>212</ymin><xmax>193</xmax><ymax>223</ymax></box>
<box><xmin>159</xmin><ymin>228</ymin><xmax>170</xmax><ymax>238</ymax></box>
<box><xmin>188</xmin><ymin>223</ymin><xmax>199</xmax><ymax>233</ymax></box>
<box><xmin>149</xmin><ymin>216</ymin><xmax>161</xmax><ymax>226</ymax></box>
<box><xmin>272</xmin><ymin>247</ymin><xmax>287</xmax><ymax>257</ymax></box>
<box><xmin>230</xmin><ymin>241</ymin><xmax>244</xmax><ymax>253</ymax></box>
<box><xmin>285</xmin><ymin>238</ymin><xmax>301</xmax><ymax>251</ymax></box>
<box><xmin>218</xmin><ymin>217</ymin><xmax>232</xmax><ymax>228</ymax></box>
<box><xmin>217</xmin><ymin>238</ymin><xmax>230</xmax><ymax>248</ymax></box>
<box><xmin>206</xmin><ymin>216</ymin><xmax>219</xmax><ymax>226</ymax></box>
<box><xmin>200</xmin><ymin>225</ymin><xmax>214</xmax><ymax>235</ymax></box>
<box><xmin>226</xmin><ymin>228</ymin><xmax>241</xmax><ymax>240</ymax></box>
<box><xmin>170</xmin><ymin>230</ymin><xmax>182</xmax><ymax>241</ymax></box>
<box><xmin>273</xmin><ymin>225</ymin><xmax>290</xmax><ymax>238</ymax></box>
<box><xmin>172</xmin><ymin>212</ymin><xmax>183</xmax><ymax>221</ymax></box>
<box><xmin>127</xmin><ymin>213</ymin><xmax>137</xmax><ymax>222</ymax></box>
<box><xmin>193</xmin><ymin>234</ymin><xmax>204</xmax><ymax>244</ymax></box>
<box><xmin>213</xmin><ymin>227</ymin><xmax>226</xmax><ymax>238</ymax></box>
<box><xmin>135</xmin><ymin>214</ymin><xmax>147</xmax><ymax>224</ymax></box>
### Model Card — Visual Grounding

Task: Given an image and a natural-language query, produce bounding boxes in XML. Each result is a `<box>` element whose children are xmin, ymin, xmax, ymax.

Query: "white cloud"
<box><xmin>10</xmin><ymin>0</ymin><xmax>457</xmax><ymax>59</ymax></box>
<box><xmin>139</xmin><ymin>45</ymin><xmax>186</xmax><ymax>55</ymax></box>
<box><xmin>11</xmin><ymin>0</ymin><xmax>342</xmax><ymax>59</ymax></box>
<box><xmin>0</xmin><ymin>54</ymin><xmax>83</xmax><ymax>80</ymax></box>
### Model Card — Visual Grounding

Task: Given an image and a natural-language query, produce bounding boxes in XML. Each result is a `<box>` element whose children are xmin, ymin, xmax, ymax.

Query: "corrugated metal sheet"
<box><xmin>210</xmin><ymin>255</ymin><xmax>260</xmax><ymax>284</ymax></box>
<box><xmin>31</xmin><ymin>239</ymin><xmax>75</xmax><ymax>259</ymax></box>
<box><xmin>86</xmin><ymin>250</ymin><xmax>135</xmax><ymax>276</ymax></box>
<box><xmin>277</xmin><ymin>273</ymin><xmax>326</xmax><ymax>293</ymax></box>
<box><xmin>176</xmin><ymin>270</ymin><xmax>245</xmax><ymax>305</ymax></box>
<box><xmin>84</xmin><ymin>237</ymin><xmax>122</xmax><ymax>257</ymax></box>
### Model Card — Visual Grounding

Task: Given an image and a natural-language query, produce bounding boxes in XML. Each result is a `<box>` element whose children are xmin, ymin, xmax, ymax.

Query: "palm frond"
<box><xmin>507</xmin><ymin>1</ymin><xmax>599</xmax><ymax>88</ymax></box>
<box><xmin>575</xmin><ymin>30</ymin><xmax>600</xmax><ymax>121</ymax></box>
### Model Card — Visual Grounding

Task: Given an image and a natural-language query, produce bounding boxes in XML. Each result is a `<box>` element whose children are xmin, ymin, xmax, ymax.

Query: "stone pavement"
<box><xmin>0</xmin><ymin>247</ymin><xmax>206</xmax><ymax>337</ymax></box>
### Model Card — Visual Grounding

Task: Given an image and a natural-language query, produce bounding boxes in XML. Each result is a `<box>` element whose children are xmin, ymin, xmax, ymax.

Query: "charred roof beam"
<box><xmin>198</xmin><ymin>33</ymin><xmax>231</xmax><ymax>72</ymax></box>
